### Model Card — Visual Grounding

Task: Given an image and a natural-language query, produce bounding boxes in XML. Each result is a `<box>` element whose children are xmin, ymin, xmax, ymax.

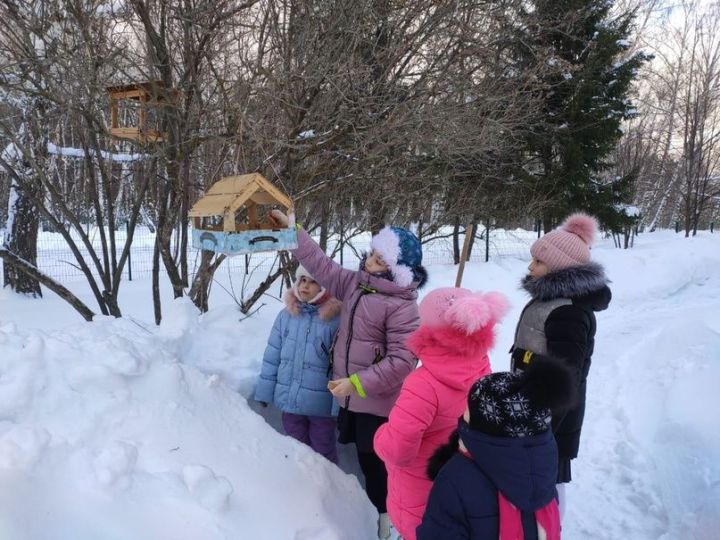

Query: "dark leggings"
<box><xmin>357</xmin><ymin>450</ymin><xmax>388</xmax><ymax>513</ymax></box>
<box><xmin>337</xmin><ymin>408</ymin><xmax>389</xmax><ymax>513</ymax></box>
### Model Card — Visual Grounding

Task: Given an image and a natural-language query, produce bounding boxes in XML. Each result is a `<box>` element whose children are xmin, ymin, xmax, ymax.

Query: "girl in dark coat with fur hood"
<box><xmin>510</xmin><ymin>213</ymin><xmax>611</xmax><ymax>516</ymax></box>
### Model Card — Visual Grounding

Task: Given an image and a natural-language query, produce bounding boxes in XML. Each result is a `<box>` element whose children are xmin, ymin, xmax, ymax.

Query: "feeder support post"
<box><xmin>454</xmin><ymin>223</ymin><xmax>474</xmax><ymax>288</ymax></box>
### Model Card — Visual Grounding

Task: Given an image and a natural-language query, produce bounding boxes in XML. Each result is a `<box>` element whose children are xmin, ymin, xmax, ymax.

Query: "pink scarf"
<box><xmin>458</xmin><ymin>448</ymin><xmax>561</xmax><ymax>539</ymax></box>
<box><xmin>498</xmin><ymin>492</ymin><xmax>560</xmax><ymax>540</ymax></box>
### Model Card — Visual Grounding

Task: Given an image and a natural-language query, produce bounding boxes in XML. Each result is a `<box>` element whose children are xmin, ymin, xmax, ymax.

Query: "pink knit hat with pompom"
<box><xmin>418</xmin><ymin>287</ymin><xmax>509</xmax><ymax>335</ymax></box>
<box><xmin>530</xmin><ymin>213</ymin><xmax>598</xmax><ymax>272</ymax></box>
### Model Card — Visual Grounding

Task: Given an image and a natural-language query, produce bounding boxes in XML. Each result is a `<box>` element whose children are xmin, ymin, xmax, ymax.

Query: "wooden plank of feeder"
<box><xmin>250</xmin><ymin>174</ymin><xmax>293</xmax><ymax>209</ymax></box>
<box><xmin>247</xmin><ymin>201</ymin><xmax>258</xmax><ymax>228</ymax></box>
<box><xmin>213</xmin><ymin>174</ymin><xmax>290</xmax><ymax>208</ymax></box>
<box><xmin>189</xmin><ymin>173</ymin><xmax>293</xmax><ymax>223</ymax></box>
<box><xmin>110</xmin><ymin>127</ymin><xmax>164</xmax><ymax>143</ymax></box>
<box><xmin>189</xmin><ymin>195</ymin><xmax>232</xmax><ymax>217</ymax></box>
<box><xmin>200</xmin><ymin>173</ymin><xmax>291</xmax><ymax>208</ymax></box>
<box><xmin>189</xmin><ymin>190</ymin><xmax>238</xmax><ymax>217</ymax></box>
<box><xmin>206</xmin><ymin>175</ymin><xmax>254</xmax><ymax>195</ymax></box>
<box><xmin>139</xmin><ymin>92</ymin><xmax>147</xmax><ymax>133</ymax></box>
<box><xmin>110</xmin><ymin>100</ymin><xmax>118</xmax><ymax>129</ymax></box>
<box><xmin>108</xmin><ymin>88</ymin><xmax>146</xmax><ymax>100</ymax></box>
<box><xmin>224</xmin><ymin>208</ymin><xmax>236</xmax><ymax>232</ymax></box>
<box><xmin>250</xmin><ymin>190</ymin><xmax>287</xmax><ymax>206</ymax></box>
<box><xmin>227</xmin><ymin>181</ymin><xmax>262</xmax><ymax>217</ymax></box>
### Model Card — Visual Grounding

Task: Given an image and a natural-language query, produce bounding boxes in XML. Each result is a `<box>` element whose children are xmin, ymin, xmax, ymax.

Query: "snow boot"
<box><xmin>378</xmin><ymin>513</ymin><xmax>391</xmax><ymax>539</ymax></box>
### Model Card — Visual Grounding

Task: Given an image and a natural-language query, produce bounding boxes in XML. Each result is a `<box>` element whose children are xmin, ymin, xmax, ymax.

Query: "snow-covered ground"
<box><xmin>0</xmin><ymin>229</ymin><xmax>718</xmax><ymax>539</ymax></box>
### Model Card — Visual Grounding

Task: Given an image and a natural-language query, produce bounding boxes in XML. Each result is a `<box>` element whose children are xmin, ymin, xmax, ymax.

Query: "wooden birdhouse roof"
<box><xmin>106</xmin><ymin>80</ymin><xmax>179</xmax><ymax>102</ymax></box>
<box><xmin>189</xmin><ymin>174</ymin><xmax>293</xmax><ymax>218</ymax></box>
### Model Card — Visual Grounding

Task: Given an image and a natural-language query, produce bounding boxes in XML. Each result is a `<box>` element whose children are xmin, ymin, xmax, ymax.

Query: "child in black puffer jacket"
<box><xmin>510</xmin><ymin>213</ymin><xmax>611</xmax><ymax>518</ymax></box>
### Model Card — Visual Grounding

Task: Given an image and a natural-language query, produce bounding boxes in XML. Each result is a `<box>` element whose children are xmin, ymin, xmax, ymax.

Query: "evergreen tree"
<box><xmin>519</xmin><ymin>0</ymin><xmax>651</xmax><ymax>230</ymax></box>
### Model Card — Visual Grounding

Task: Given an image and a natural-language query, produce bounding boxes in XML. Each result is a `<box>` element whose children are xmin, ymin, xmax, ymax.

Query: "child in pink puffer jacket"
<box><xmin>374</xmin><ymin>287</ymin><xmax>508</xmax><ymax>540</ymax></box>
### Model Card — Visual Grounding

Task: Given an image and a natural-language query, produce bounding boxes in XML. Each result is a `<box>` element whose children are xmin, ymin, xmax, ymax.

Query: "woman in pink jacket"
<box><xmin>374</xmin><ymin>287</ymin><xmax>509</xmax><ymax>540</ymax></box>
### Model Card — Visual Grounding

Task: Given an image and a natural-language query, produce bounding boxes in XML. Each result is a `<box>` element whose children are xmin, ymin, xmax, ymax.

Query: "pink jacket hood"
<box><xmin>407</xmin><ymin>324</ymin><xmax>496</xmax><ymax>390</ymax></box>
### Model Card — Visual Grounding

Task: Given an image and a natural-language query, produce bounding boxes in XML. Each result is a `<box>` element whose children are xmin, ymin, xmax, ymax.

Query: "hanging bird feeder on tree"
<box><xmin>106</xmin><ymin>80</ymin><xmax>178</xmax><ymax>143</ymax></box>
<box><xmin>189</xmin><ymin>173</ymin><xmax>297</xmax><ymax>255</ymax></box>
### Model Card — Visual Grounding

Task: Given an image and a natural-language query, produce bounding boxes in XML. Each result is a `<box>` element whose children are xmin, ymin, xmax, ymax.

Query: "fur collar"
<box><xmin>284</xmin><ymin>289</ymin><xmax>342</xmax><ymax>320</ymax></box>
<box><xmin>406</xmin><ymin>325</ymin><xmax>493</xmax><ymax>390</ymax></box>
<box><xmin>521</xmin><ymin>262</ymin><xmax>610</xmax><ymax>303</ymax></box>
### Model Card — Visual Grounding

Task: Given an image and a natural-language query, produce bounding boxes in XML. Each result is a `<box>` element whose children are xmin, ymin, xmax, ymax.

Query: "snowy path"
<box><xmin>564</xmin><ymin>240</ymin><xmax>720</xmax><ymax>540</ymax></box>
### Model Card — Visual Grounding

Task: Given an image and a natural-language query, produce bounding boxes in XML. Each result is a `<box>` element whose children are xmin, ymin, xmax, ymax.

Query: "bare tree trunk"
<box><xmin>189</xmin><ymin>250</ymin><xmax>226</xmax><ymax>312</ymax></box>
<box><xmin>2</xmin><ymin>101</ymin><xmax>48</xmax><ymax>297</ymax></box>
<box><xmin>153</xmin><ymin>236</ymin><xmax>162</xmax><ymax>325</ymax></box>
<box><xmin>318</xmin><ymin>196</ymin><xmax>329</xmax><ymax>253</ymax></box>
<box><xmin>369</xmin><ymin>200</ymin><xmax>385</xmax><ymax>236</ymax></box>
<box><xmin>542</xmin><ymin>215</ymin><xmax>554</xmax><ymax>235</ymax></box>
<box><xmin>452</xmin><ymin>217</ymin><xmax>460</xmax><ymax>265</ymax></box>
<box><xmin>0</xmin><ymin>247</ymin><xmax>94</xmax><ymax>320</ymax></box>
<box><xmin>180</xmin><ymin>157</ymin><xmax>190</xmax><ymax>288</ymax></box>
<box><xmin>3</xmin><ymin>181</ymin><xmax>41</xmax><ymax>296</ymax></box>
<box><xmin>241</xmin><ymin>265</ymin><xmax>284</xmax><ymax>315</ymax></box>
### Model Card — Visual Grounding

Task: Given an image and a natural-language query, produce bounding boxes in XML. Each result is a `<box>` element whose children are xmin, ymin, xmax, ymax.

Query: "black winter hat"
<box><xmin>467</xmin><ymin>358</ymin><xmax>576</xmax><ymax>438</ymax></box>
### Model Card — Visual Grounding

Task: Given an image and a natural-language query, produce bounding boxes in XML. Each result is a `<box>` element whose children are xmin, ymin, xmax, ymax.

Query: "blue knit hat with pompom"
<box><xmin>370</xmin><ymin>226</ymin><xmax>427</xmax><ymax>287</ymax></box>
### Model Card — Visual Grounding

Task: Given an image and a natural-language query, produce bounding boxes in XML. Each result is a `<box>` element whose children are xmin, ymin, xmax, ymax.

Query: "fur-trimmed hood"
<box><xmin>359</xmin><ymin>255</ymin><xmax>428</xmax><ymax>290</ymax></box>
<box><xmin>284</xmin><ymin>289</ymin><xmax>342</xmax><ymax>320</ymax></box>
<box><xmin>521</xmin><ymin>262</ymin><xmax>611</xmax><ymax>311</ymax></box>
<box><xmin>406</xmin><ymin>288</ymin><xmax>506</xmax><ymax>390</ymax></box>
<box><xmin>407</xmin><ymin>325</ymin><xmax>495</xmax><ymax>390</ymax></box>
<box><xmin>369</xmin><ymin>226</ymin><xmax>425</xmax><ymax>288</ymax></box>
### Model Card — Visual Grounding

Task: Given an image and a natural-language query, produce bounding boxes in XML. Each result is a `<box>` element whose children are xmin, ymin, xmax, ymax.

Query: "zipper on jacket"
<box><xmin>323</xmin><ymin>342</ymin><xmax>333</xmax><ymax>377</ymax></box>
<box><xmin>298</xmin><ymin>320</ymin><xmax>311</xmax><ymax>401</ymax></box>
<box><xmin>343</xmin><ymin>283</ymin><xmax>375</xmax><ymax>409</ymax></box>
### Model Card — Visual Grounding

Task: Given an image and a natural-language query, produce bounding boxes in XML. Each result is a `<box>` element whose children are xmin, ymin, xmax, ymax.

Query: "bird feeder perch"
<box><xmin>107</xmin><ymin>81</ymin><xmax>177</xmax><ymax>143</ymax></box>
<box><xmin>189</xmin><ymin>173</ymin><xmax>297</xmax><ymax>255</ymax></box>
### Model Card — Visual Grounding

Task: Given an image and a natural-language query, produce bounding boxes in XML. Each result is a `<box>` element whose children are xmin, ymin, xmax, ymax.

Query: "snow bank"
<box><xmin>0</xmin><ymin>310</ymin><xmax>375</xmax><ymax>540</ymax></box>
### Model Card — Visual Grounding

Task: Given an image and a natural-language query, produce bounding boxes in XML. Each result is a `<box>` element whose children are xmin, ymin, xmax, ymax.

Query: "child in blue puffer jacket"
<box><xmin>255</xmin><ymin>265</ymin><xmax>342</xmax><ymax>462</ymax></box>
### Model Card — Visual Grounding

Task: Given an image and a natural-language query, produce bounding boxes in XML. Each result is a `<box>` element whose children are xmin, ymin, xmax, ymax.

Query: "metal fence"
<box><xmin>23</xmin><ymin>225</ymin><xmax>537</xmax><ymax>283</ymax></box>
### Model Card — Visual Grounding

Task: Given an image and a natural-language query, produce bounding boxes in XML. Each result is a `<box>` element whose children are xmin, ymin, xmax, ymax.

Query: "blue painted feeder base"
<box><xmin>192</xmin><ymin>228</ymin><xmax>298</xmax><ymax>255</ymax></box>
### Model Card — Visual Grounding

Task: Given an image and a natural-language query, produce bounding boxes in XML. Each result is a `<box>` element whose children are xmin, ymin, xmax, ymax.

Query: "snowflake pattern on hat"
<box><xmin>467</xmin><ymin>372</ymin><xmax>552</xmax><ymax>438</ymax></box>
<box><xmin>503</xmin><ymin>395</ymin><xmax>531</xmax><ymax>420</ymax></box>
<box><xmin>490</xmin><ymin>376</ymin><xmax>512</xmax><ymax>394</ymax></box>
<box><xmin>477</xmin><ymin>394</ymin><xmax>503</xmax><ymax>424</ymax></box>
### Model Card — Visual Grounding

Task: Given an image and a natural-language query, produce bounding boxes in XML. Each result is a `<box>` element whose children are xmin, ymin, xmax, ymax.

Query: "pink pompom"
<box><xmin>444</xmin><ymin>292</ymin><xmax>510</xmax><ymax>334</ymax></box>
<box><xmin>562</xmin><ymin>213</ymin><xmax>598</xmax><ymax>246</ymax></box>
<box><xmin>480</xmin><ymin>292</ymin><xmax>510</xmax><ymax>323</ymax></box>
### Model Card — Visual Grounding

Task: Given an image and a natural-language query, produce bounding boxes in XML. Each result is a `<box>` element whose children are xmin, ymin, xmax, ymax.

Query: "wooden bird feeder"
<box><xmin>189</xmin><ymin>173</ymin><xmax>297</xmax><ymax>255</ymax></box>
<box><xmin>107</xmin><ymin>81</ymin><xmax>177</xmax><ymax>143</ymax></box>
